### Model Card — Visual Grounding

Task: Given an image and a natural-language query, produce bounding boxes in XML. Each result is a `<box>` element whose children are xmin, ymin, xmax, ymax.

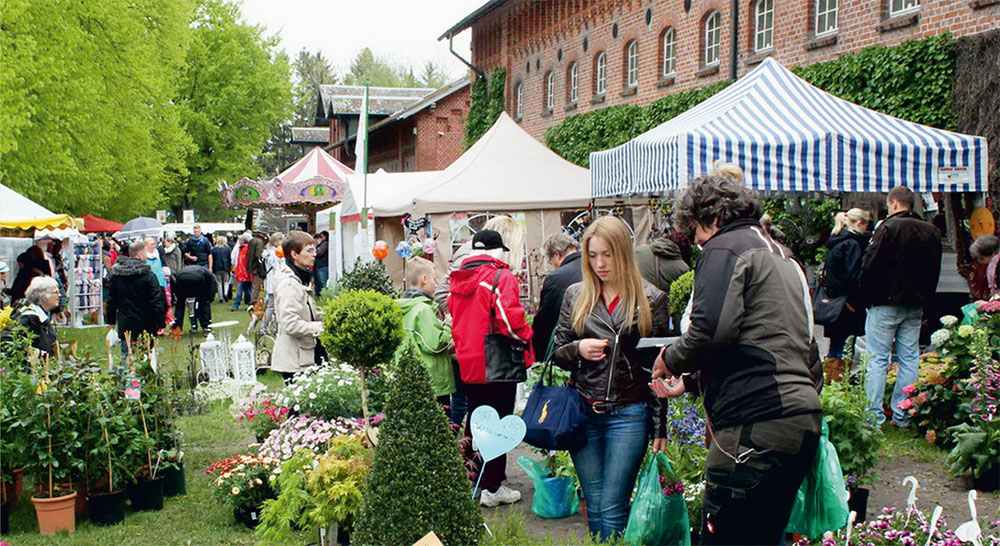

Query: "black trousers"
<box><xmin>464</xmin><ymin>382</ymin><xmax>516</xmax><ymax>493</ymax></box>
<box><xmin>174</xmin><ymin>297</ymin><xmax>212</xmax><ymax>330</ymax></box>
<box><xmin>700</xmin><ymin>413</ymin><xmax>820</xmax><ymax>546</ymax></box>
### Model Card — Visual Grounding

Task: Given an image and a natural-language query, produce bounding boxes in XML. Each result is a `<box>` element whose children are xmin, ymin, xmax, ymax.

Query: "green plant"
<box><xmin>760</xmin><ymin>198</ymin><xmax>840</xmax><ymax>265</ymax></box>
<box><xmin>335</xmin><ymin>257</ymin><xmax>398</xmax><ymax>298</ymax></box>
<box><xmin>275</xmin><ymin>363</ymin><xmax>391</xmax><ymax>420</ymax></box>
<box><xmin>353</xmin><ymin>346</ymin><xmax>484</xmax><ymax>546</ymax></box>
<box><xmin>819</xmin><ymin>373</ymin><xmax>883</xmax><ymax>487</ymax></box>
<box><xmin>668</xmin><ymin>271</ymin><xmax>694</xmax><ymax>322</ymax></box>
<box><xmin>945</xmin><ymin>422</ymin><xmax>999</xmax><ymax>479</ymax></box>
<box><xmin>321</xmin><ymin>289</ymin><xmax>404</xmax><ymax>430</ymax></box>
<box><xmin>464</xmin><ymin>67</ymin><xmax>507</xmax><ymax>149</ymax></box>
<box><xmin>206</xmin><ymin>452</ymin><xmax>280</xmax><ymax>512</ymax></box>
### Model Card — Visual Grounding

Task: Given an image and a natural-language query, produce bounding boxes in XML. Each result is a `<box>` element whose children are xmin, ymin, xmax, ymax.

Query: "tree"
<box><xmin>343</xmin><ymin>48</ymin><xmax>408</xmax><ymax>88</ymax></box>
<box><xmin>419</xmin><ymin>61</ymin><xmax>449</xmax><ymax>89</ymax></box>
<box><xmin>169</xmin><ymin>0</ymin><xmax>293</xmax><ymax>220</ymax></box>
<box><xmin>353</xmin><ymin>346</ymin><xmax>484</xmax><ymax>546</ymax></box>
<box><xmin>292</xmin><ymin>49</ymin><xmax>337</xmax><ymax>125</ymax></box>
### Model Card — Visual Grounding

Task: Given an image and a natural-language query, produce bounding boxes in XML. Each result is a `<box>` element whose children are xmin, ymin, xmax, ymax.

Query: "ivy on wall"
<box><xmin>545</xmin><ymin>34</ymin><xmax>958</xmax><ymax>167</ymax></box>
<box><xmin>953</xmin><ymin>29</ymin><xmax>1000</xmax><ymax>222</ymax></box>
<box><xmin>463</xmin><ymin>67</ymin><xmax>507</xmax><ymax>149</ymax></box>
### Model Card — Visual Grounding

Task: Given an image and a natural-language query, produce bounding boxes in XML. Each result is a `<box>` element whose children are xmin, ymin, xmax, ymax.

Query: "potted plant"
<box><xmin>1</xmin><ymin>324</ymin><xmax>35</xmax><ymax>510</ymax></box>
<box><xmin>206</xmin><ymin>453</ymin><xmax>281</xmax><ymax>527</ymax></box>
<box><xmin>83</xmin><ymin>374</ymin><xmax>134</xmax><ymax>526</ymax></box>
<box><xmin>819</xmin><ymin>372</ymin><xmax>883</xmax><ymax>522</ymax></box>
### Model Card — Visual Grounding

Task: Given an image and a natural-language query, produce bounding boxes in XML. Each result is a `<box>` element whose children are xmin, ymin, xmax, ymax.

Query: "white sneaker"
<box><xmin>479</xmin><ymin>485</ymin><xmax>521</xmax><ymax>507</ymax></box>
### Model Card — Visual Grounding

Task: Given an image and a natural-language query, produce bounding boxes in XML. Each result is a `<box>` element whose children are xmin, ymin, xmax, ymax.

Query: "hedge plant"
<box><xmin>354</xmin><ymin>345</ymin><xmax>484</xmax><ymax>546</ymax></box>
<box><xmin>668</xmin><ymin>270</ymin><xmax>694</xmax><ymax>324</ymax></box>
<box><xmin>335</xmin><ymin>257</ymin><xmax>398</xmax><ymax>298</ymax></box>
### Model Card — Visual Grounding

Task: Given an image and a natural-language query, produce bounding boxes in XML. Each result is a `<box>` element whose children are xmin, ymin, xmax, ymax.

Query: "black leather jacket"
<box><xmin>552</xmin><ymin>282</ymin><xmax>669</xmax><ymax>437</ymax></box>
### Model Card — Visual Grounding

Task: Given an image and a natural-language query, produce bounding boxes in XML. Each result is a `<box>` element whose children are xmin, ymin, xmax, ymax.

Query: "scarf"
<box><xmin>290</xmin><ymin>263</ymin><xmax>312</xmax><ymax>287</ymax></box>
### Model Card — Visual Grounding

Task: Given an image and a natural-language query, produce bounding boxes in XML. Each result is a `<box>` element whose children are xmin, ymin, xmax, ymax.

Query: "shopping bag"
<box><xmin>522</xmin><ymin>362</ymin><xmax>587</xmax><ymax>451</ymax></box>
<box><xmin>623</xmin><ymin>452</ymin><xmax>691</xmax><ymax>546</ymax></box>
<box><xmin>785</xmin><ymin>420</ymin><xmax>850</xmax><ymax>537</ymax></box>
<box><xmin>959</xmin><ymin>302</ymin><xmax>979</xmax><ymax>326</ymax></box>
<box><xmin>517</xmin><ymin>456</ymin><xmax>580</xmax><ymax>519</ymax></box>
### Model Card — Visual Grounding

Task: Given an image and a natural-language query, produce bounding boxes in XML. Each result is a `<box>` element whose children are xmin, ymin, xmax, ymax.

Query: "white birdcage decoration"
<box><xmin>199</xmin><ymin>333</ymin><xmax>228</xmax><ymax>382</ymax></box>
<box><xmin>230</xmin><ymin>334</ymin><xmax>256</xmax><ymax>383</ymax></box>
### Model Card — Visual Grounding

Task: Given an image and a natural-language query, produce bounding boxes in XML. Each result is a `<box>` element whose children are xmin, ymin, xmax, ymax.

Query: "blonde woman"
<box><xmin>552</xmin><ymin>216</ymin><xmax>668</xmax><ymax>542</ymax></box>
<box><xmin>821</xmin><ymin>208</ymin><xmax>871</xmax><ymax>379</ymax></box>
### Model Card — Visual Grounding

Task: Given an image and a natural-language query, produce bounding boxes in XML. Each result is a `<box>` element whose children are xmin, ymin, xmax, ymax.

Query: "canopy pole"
<box><xmin>728</xmin><ymin>0</ymin><xmax>739</xmax><ymax>81</ymax></box>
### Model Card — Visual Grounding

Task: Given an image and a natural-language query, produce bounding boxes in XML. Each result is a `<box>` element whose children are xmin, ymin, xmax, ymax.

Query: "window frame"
<box><xmin>568</xmin><ymin>62</ymin><xmax>579</xmax><ymax>103</ymax></box>
<box><xmin>595</xmin><ymin>51</ymin><xmax>607</xmax><ymax>95</ymax></box>
<box><xmin>545</xmin><ymin>71</ymin><xmax>555</xmax><ymax>110</ymax></box>
<box><xmin>888</xmin><ymin>0</ymin><xmax>920</xmax><ymax>16</ymax></box>
<box><xmin>625</xmin><ymin>40</ymin><xmax>639</xmax><ymax>88</ymax></box>
<box><xmin>815</xmin><ymin>0</ymin><xmax>838</xmax><ymax>37</ymax></box>
<box><xmin>515</xmin><ymin>82</ymin><xmax>523</xmax><ymax>119</ymax></box>
<box><xmin>661</xmin><ymin>27</ymin><xmax>676</xmax><ymax>77</ymax></box>
<box><xmin>754</xmin><ymin>0</ymin><xmax>774</xmax><ymax>52</ymax></box>
<box><xmin>704</xmin><ymin>11</ymin><xmax>722</xmax><ymax>66</ymax></box>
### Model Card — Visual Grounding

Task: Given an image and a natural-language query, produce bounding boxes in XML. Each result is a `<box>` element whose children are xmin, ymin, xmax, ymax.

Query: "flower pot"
<box><xmin>87</xmin><ymin>489</ymin><xmax>126</xmax><ymax>526</ymax></box>
<box><xmin>1</xmin><ymin>501</ymin><xmax>9</xmax><ymax>535</ymax></box>
<box><xmin>3</xmin><ymin>469</ymin><xmax>23</xmax><ymax>508</ymax></box>
<box><xmin>234</xmin><ymin>504</ymin><xmax>262</xmax><ymax>528</ymax></box>
<box><xmin>848</xmin><ymin>487</ymin><xmax>869</xmax><ymax>523</ymax></box>
<box><xmin>127</xmin><ymin>476</ymin><xmax>165</xmax><ymax>512</ymax></box>
<box><xmin>162</xmin><ymin>463</ymin><xmax>187</xmax><ymax>497</ymax></box>
<box><xmin>972</xmin><ymin>464</ymin><xmax>999</xmax><ymax>492</ymax></box>
<box><xmin>31</xmin><ymin>490</ymin><xmax>77</xmax><ymax>536</ymax></box>
<box><xmin>73</xmin><ymin>481</ymin><xmax>88</xmax><ymax>516</ymax></box>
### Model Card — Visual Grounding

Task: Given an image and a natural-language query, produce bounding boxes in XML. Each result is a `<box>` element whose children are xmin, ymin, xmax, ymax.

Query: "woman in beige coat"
<box><xmin>272</xmin><ymin>231</ymin><xmax>324</xmax><ymax>382</ymax></box>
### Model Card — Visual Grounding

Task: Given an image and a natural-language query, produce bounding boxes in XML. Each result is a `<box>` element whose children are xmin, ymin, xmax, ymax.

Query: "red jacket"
<box><xmin>447</xmin><ymin>256</ymin><xmax>534</xmax><ymax>384</ymax></box>
<box><xmin>234</xmin><ymin>244</ymin><xmax>251</xmax><ymax>282</ymax></box>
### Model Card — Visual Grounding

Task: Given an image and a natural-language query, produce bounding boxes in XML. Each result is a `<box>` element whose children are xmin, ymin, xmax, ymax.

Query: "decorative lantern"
<box><xmin>422</xmin><ymin>238</ymin><xmax>437</xmax><ymax>255</ymax></box>
<box><xmin>395</xmin><ymin>241</ymin><xmax>412</xmax><ymax>259</ymax></box>
<box><xmin>199</xmin><ymin>333</ymin><xmax>228</xmax><ymax>382</ymax></box>
<box><xmin>372</xmin><ymin>240</ymin><xmax>388</xmax><ymax>260</ymax></box>
<box><xmin>230</xmin><ymin>334</ymin><xmax>256</xmax><ymax>383</ymax></box>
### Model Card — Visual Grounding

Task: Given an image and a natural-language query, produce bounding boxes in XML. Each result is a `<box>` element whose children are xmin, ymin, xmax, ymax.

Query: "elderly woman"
<box><xmin>1</xmin><ymin>275</ymin><xmax>60</xmax><ymax>355</ymax></box>
<box><xmin>272</xmin><ymin>231</ymin><xmax>323</xmax><ymax>383</ymax></box>
<box><xmin>969</xmin><ymin>234</ymin><xmax>1000</xmax><ymax>301</ymax></box>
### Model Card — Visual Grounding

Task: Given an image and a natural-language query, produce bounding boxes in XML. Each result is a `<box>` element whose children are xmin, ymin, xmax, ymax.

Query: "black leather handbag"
<box><xmin>812</xmin><ymin>284</ymin><xmax>847</xmax><ymax>325</ymax></box>
<box><xmin>483</xmin><ymin>270</ymin><xmax>528</xmax><ymax>383</ymax></box>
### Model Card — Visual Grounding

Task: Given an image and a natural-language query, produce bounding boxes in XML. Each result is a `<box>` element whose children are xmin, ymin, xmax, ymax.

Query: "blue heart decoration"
<box><xmin>470</xmin><ymin>406</ymin><xmax>526</xmax><ymax>463</ymax></box>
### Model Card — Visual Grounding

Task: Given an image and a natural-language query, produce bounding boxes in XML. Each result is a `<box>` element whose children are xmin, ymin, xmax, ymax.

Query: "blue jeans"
<box><xmin>314</xmin><ymin>267</ymin><xmax>329</xmax><ymax>296</ymax></box>
<box><xmin>864</xmin><ymin>304</ymin><xmax>921</xmax><ymax>426</ymax></box>
<box><xmin>570</xmin><ymin>402</ymin><xmax>649</xmax><ymax>542</ymax></box>
<box><xmin>232</xmin><ymin>281</ymin><xmax>252</xmax><ymax>309</ymax></box>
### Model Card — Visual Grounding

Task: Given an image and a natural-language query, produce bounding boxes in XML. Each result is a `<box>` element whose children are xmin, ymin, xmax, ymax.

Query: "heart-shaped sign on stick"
<box><xmin>470</xmin><ymin>406</ymin><xmax>526</xmax><ymax>463</ymax></box>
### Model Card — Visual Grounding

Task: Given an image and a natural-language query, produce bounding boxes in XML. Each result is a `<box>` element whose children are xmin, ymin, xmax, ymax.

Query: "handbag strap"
<box><xmin>487</xmin><ymin>269</ymin><xmax>502</xmax><ymax>335</ymax></box>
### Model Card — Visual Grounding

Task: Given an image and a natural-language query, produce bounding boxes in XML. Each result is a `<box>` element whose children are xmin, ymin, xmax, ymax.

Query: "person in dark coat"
<box><xmin>820</xmin><ymin>208</ymin><xmax>870</xmax><ymax>382</ymax></box>
<box><xmin>532</xmin><ymin>233</ymin><xmax>582</xmax><ymax>357</ymax></box>
<box><xmin>246</xmin><ymin>231</ymin><xmax>268</xmax><ymax>305</ymax></box>
<box><xmin>634</xmin><ymin>236</ymin><xmax>690</xmax><ymax>294</ymax></box>
<box><xmin>1</xmin><ymin>275</ymin><xmax>60</xmax><ymax>356</ymax></box>
<box><xmin>107</xmin><ymin>240</ymin><xmax>165</xmax><ymax>356</ymax></box>
<box><xmin>860</xmin><ymin>186</ymin><xmax>942</xmax><ymax>427</ymax></box>
<box><xmin>210</xmin><ymin>235</ymin><xmax>233</xmax><ymax>302</ymax></box>
<box><xmin>172</xmin><ymin>265</ymin><xmax>216</xmax><ymax>332</ymax></box>
<box><xmin>313</xmin><ymin>232</ymin><xmax>329</xmax><ymax>296</ymax></box>
<box><xmin>183</xmin><ymin>225</ymin><xmax>213</xmax><ymax>269</ymax></box>
<box><xmin>9</xmin><ymin>246</ymin><xmax>48</xmax><ymax>304</ymax></box>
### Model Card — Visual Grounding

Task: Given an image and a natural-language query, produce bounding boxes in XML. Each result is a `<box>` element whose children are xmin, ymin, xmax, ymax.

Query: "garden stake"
<box><xmin>926</xmin><ymin>505</ymin><xmax>943</xmax><ymax>546</ymax></box>
<box><xmin>98</xmin><ymin>400</ymin><xmax>113</xmax><ymax>492</ymax></box>
<box><xmin>902</xmin><ymin>475</ymin><xmax>918</xmax><ymax>526</ymax></box>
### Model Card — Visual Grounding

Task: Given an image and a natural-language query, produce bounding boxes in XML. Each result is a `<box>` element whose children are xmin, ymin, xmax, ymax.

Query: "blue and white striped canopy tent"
<box><xmin>590</xmin><ymin>58</ymin><xmax>988</xmax><ymax>198</ymax></box>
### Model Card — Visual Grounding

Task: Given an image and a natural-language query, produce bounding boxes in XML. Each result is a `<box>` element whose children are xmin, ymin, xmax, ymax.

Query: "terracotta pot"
<box><xmin>31</xmin><ymin>490</ymin><xmax>77</xmax><ymax>535</ymax></box>
<box><xmin>33</xmin><ymin>480</ymin><xmax>87</xmax><ymax>516</ymax></box>
<box><xmin>2</xmin><ymin>469</ymin><xmax>23</xmax><ymax>508</ymax></box>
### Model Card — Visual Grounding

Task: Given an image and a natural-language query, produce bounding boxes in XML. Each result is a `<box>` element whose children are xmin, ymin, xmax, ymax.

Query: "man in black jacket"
<box><xmin>183</xmin><ymin>225</ymin><xmax>213</xmax><ymax>269</ymax></box>
<box><xmin>860</xmin><ymin>186</ymin><xmax>941</xmax><ymax>427</ymax></box>
<box><xmin>107</xmin><ymin>240</ymin><xmax>165</xmax><ymax>357</ymax></box>
<box><xmin>172</xmin><ymin>265</ymin><xmax>216</xmax><ymax>333</ymax></box>
<box><xmin>532</xmin><ymin>233</ymin><xmax>582</xmax><ymax>357</ymax></box>
<box><xmin>246</xmin><ymin>231</ymin><xmax>267</xmax><ymax>305</ymax></box>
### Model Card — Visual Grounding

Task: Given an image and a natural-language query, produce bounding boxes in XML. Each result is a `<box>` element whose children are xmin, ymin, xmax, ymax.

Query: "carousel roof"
<box><xmin>220</xmin><ymin>147</ymin><xmax>354</xmax><ymax>209</ymax></box>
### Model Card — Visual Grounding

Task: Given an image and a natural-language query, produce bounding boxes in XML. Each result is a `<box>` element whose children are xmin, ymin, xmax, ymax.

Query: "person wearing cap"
<box><xmin>447</xmin><ymin>229</ymin><xmax>533</xmax><ymax>507</ymax></box>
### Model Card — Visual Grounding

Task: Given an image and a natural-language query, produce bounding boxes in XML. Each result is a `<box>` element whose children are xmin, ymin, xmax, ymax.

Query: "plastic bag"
<box><xmin>785</xmin><ymin>420</ymin><xmax>850</xmax><ymax>537</ymax></box>
<box><xmin>517</xmin><ymin>456</ymin><xmax>580</xmax><ymax>519</ymax></box>
<box><xmin>960</xmin><ymin>302</ymin><xmax>979</xmax><ymax>326</ymax></box>
<box><xmin>623</xmin><ymin>452</ymin><xmax>691</xmax><ymax>546</ymax></box>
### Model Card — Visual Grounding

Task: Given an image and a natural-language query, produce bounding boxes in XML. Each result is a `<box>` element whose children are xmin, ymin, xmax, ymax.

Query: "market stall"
<box><xmin>79</xmin><ymin>214</ymin><xmax>124</xmax><ymax>234</ymax></box>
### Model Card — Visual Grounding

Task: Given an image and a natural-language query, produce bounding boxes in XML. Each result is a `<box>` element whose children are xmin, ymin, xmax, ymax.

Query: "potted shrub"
<box><xmin>819</xmin><ymin>373</ymin><xmax>883</xmax><ymax>522</ymax></box>
<box><xmin>2</xmin><ymin>326</ymin><xmax>38</xmax><ymax>510</ymax></box>
<box><xmin>206</xmin><ymin>453</ymin><xmax>281</xmax><ymax>527</ymax></box>
<box><xmin>82</xmin><ymin>374</ymin><xmax>135</xmax><ymax>526</ymax></box>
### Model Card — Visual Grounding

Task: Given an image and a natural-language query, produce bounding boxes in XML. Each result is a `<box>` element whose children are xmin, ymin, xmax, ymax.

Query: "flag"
<box><xmin>354</xmin><ymin>83</ymin><xmax>369</xmax><ymax>197</ymax></box>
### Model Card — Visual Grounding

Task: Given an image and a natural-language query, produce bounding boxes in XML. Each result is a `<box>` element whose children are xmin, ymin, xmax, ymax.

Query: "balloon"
<box><xmin>275</xmin><ymin>245</ymin><xmax>284</xmax><ymax>259</ymax></box>
<box><xmin>422</xmin><ymin>238</ymin><xmax>438</xmax><ymax>255</ymax></box>
<box><xmin>372</xmin><ymin>241</ymin><xmax>388</xmax><ymax>260</ymax></box>
<box><xmin>411</xmin><ymin>241</ymin><xmax>424</xmax><ymax>257</ymax></box>
<box><xmin>395</xmin><ymin>241</ymin><xmax>412</xmax><ymax>259</ymax></box>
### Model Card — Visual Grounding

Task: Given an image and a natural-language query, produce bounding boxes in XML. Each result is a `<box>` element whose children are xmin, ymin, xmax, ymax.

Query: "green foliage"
<box><xmin>275</xmin><ymin>364</ymin><xmax>391</xmax><ymax>419</ymax></box>
<box><xmin>342</xmin><ymin>48</ymin><xmax>450</xmax><ymax>88</ymax></box>
<box><xmin>320</xmin><ymin>290</ymin><xmax>404</xmax><ymax>374</ymax></box>
<box><xmin>668</xmin><ymin>271</ymin><xmax>694</xmax><ymax>322</ymax></box>
<box><xmin>761</xmin><ymin>198</ymin><xmax>840</xmax><ymax>265</ymax></box>
<box><xmin>354</xmin><ymin>346</ymin><xmax>484</xmax><ymax>546</ymax></box>
<box><xmin>819</xmin><ymin>374</ymin><xmax>883</xmax><ymax>486</ymax></box>
<box><xmin>464</xmin><ymin>68</ymin><xmax>507</xmax><ymax>149</ymax></box>
<box><xmin>945</xmin><ymin>422</ymin><xmax>999</xmax><ymax>479</ymax></box>
<box><xmin>335</xmin><ymin>257</ymin><xmax>399</xmax><ymax>298</ymax></box>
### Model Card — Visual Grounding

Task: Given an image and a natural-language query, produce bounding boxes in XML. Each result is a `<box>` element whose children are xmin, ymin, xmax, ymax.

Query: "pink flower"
<box><xmin>902</xmin><ymin>384</ymin><xmax>916</xmax><ymax>396</ymax></box>
<box><xmin>897</xmin><ymin>398</ymin><xmax>913</xmax><ymax>410</ymax></box>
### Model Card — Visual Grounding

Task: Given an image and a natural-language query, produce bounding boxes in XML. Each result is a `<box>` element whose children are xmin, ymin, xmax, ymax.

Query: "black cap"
<box><xmin>472</xmin><ymin>229</ymin><xmax>510</xmax><ymax>252</ymax></box>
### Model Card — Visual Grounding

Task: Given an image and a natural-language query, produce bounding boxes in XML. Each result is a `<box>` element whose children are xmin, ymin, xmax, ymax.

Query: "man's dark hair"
<box><xmin>672</xmin><ymin>174</ymin><xmax>762</xmax><ymax>235</ymax></box>
<box><xmin>282</xmin><ymin>230</ymin><xmax>314</xmax><ymax>265</ymax></box>
<box><xmin>887</xmin><ymin>186</ymin><xmax>915</xmax><ymax>209</ymax></box>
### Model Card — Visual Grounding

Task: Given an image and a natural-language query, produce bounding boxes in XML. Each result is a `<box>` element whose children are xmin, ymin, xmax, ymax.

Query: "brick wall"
<box><xmin>414</xmin><ymin>85</ymin><xmax>471</xmax><ymax>171</ymax></box>
<box><xmin>469</xmin><ymin>0</ymin><xmax>1000</xmax><ymax>141</ymax></box>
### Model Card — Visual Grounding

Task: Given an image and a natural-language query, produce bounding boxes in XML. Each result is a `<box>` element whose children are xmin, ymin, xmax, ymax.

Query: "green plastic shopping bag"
<box><xmin>785</xmin><ymin>420</ymin><xmax>850</xmax><ymax>537</ymax></box>
<box><xmin>960</xmin><ymin>302</ymin><xmax>979</xmax><ymax>326</ymax></box>
<box><xmin>517</xmin><ymin>456</ymin><xmax>580</xmax><ymax>519</ymax></box>
<box><xmin>623</xmin><ymin>452</ymin><xmax>691</xmax><ymax>546</ymax></box>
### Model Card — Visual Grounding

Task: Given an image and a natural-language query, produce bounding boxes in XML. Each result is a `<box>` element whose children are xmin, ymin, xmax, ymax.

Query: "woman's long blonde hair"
<box><xmin>482</xmin><ymin>215</ymin><xmax>526</xmax><ymax>274</ymax></box>
<box><xmin>832</xmin><ymin>208</ymin><xmax>870</xmax><ymax>235</ymax></box>
<box><xmin>572</xmin><ymin>217</ymin><xmax>652</xmax><ymax>336</ymax></box>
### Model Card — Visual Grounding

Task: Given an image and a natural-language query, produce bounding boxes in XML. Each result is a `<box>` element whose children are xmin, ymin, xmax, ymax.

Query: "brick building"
<box><xmin>441</xmin><ymin>0</ymin><xmax>1000</xmax><ymax>141</ymax></box>
<box><xmin>292</xmin><ymin>79</ymin><xmax>472</xmax><ymax>173</ymax></box>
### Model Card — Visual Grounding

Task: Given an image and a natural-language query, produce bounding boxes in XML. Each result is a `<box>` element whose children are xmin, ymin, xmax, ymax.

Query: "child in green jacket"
<box><xmin>395</xmin><ymin>257</ymin><xmax>456</xmax><ymax>405</ymax></box>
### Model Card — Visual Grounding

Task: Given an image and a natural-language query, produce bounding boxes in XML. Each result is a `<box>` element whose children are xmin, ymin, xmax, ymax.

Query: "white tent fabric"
<box><xmin>591</xmin><ymin>58</ymin><xmax>989</xmax><ymax>197</ymax></box>
<box><xmin>383</xmin><ymin>113</ymin><xmax>592</xmax><ymax>215</ymax></box>
<box><xmin>340</xmin><ymin>169</ymin><xmax>443</xmax><ymax>218</ymax></box>
<box><xmin>1</xmin><ymin>183</ymin><xmax>57</xmax><ymax>220</ymax></box>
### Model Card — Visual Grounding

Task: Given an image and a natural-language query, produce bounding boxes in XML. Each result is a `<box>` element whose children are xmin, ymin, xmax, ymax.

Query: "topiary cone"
<box><xmin>353</xmin><ymin>344</ymin><xmax>484</xmax><ymax>546</ymax></box>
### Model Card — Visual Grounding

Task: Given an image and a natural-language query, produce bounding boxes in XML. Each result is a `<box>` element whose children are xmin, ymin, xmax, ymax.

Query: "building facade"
<box><xmin>443</xmin><ymin>0</ymin><xmax>1000</xmax><ymax>141</ymax></box>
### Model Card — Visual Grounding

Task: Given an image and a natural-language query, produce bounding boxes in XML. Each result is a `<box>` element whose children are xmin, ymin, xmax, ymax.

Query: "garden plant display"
<box><xmin>790</xmin><ymin>506</ymin><xmax>1000</xmax><ymax>545</ymax></box>
<box><xmin>818</xmin><ymin>369</ymin><xmax>883</xmax><ymax>489</ymax></box>
<box><xmin>274</xmin><ymin>363</ymin><xmax>391</xmax><ymax>421</ymax></box>
<box><xmin>206</xmin><ymin>453</ymin><xmax>281</xmax><ymax>525</ymax></box>
<box><xmin>237</xmin><ymin>390</ymin><xmax>290</xmax><ymax>441</ymax></box>
<box><xmin>258</xmin><ymin>413</ymin><xmax>382</xmax><ymax>461</ymax></box>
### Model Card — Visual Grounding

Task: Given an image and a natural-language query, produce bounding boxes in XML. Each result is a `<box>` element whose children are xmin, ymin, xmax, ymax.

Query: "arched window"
<box><xmin>545</xmin><ymin>71</ymin><xmax>555</xmax><ymax>110</ymax></box>
<box><xmin>625</xmin><ymin>40</ymin><xmax>639</xmax><ymax>87</ymax></box>
<box><xmin>568</xmin><ymin>62</ymin><xmax>579</xmax><ymax>103</ymax></box>
<box><xmin>754</xmin><ymin>0</ymin><xmax>773</xmax><ymax>52</ymax></box>
<box><xmin>704</xmin><ymin>11</ymin><xmax>722</xmax><ymax>66</ymax></box>
<box><xmin>515</xmin><ymin>82</ymin><xmax>523</xmax><ymax>119</ymax></box>
<box><xmin>594</xmin><ymin>52</ymin><xmax>607</xmax><ymax>95</ymax></box>
<box><xmin>661</xmin><ymin>28</ymin><xmax>676</xmax><ymax>76</ymax></box>
<box><xmin>815</xmin><ymin>0</ymin><xmax>837</xmax><ymax>36</ymax></box>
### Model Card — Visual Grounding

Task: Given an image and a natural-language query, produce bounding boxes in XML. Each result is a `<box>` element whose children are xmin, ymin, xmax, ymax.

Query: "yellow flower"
<box><xmin>0</xmin><ymin>307</ymin><xmax>12</xmax><ymax>332</ymax></box>
<box><xmin>231</xmin><ymin>487</ymin><xmax>240</xmax><ymax>495</ymax></box>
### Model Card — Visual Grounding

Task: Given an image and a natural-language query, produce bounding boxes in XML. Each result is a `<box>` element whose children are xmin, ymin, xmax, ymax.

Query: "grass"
<box><xmin>880</xmin><ymin>424</ymin><xmax>949</xmax><ymax>464</ymax></box>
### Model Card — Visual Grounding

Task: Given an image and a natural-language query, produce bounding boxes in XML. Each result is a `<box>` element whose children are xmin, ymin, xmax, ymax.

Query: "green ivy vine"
<box><xmin>463</xmin><ymin>67</ymin><xmax>507</xmax><ymax>149</ymax></box>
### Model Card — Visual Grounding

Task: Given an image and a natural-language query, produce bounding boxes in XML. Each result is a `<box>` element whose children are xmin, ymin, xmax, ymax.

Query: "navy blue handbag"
<box><xmin>522</xmin><ymin>360</ymin><xmax>587</xmax><ymax>451</ymax></box>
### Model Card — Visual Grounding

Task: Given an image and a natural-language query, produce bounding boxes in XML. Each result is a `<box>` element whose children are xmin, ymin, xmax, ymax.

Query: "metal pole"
<box><xmin>729</xmin><ymin>0</ymin><xmax>739</xmax><ymax>80</ymax></box>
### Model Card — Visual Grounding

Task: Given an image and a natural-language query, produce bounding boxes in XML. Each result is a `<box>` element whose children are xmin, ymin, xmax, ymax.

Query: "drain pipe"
<box><xmin>729</xmin><ymin>0</ymin><xmax>739</xmax><ymax>80</ymax></box>
<box><xmin>447</xmin><ymin>33</ymin><xmax>484</xmax><ymax>78</ymax></box>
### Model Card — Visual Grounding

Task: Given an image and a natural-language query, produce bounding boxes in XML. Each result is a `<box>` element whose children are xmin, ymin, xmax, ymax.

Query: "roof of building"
<box><xmin>318</xmin><ymin>85</ymin><xmax>435</xmax><ymax>117</ymax></box>
<box><xmin>290</xmin><ymin>127</ymin><xmax>330</xmax><ymax>144</ymax></box>
<box><xmin>438</xmin><ymin>0</ymin><xmax>509</xmax><ymax>40</ymax></box>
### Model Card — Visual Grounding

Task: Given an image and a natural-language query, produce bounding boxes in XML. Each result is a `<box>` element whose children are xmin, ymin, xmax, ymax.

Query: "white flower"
<box><xmin>930</xmin><ymin>329</ymin><xmax>951</xmax><ymax>347</ymax></box>
<box><xmin>293</xmin><ymin>404</ymin><xmax>301</xmax><ymax>412</ymax></box>
<box><xmin>940</xmin><ymin>315</ymin><xmax>958</xmax><ymax>326</ymax></box>
<box><xmin>337</xmin><ymin>379</ymin><xmax>345</xmax><ymax>387</ymax></box>
<box><xmin>308</xmin><ymin>392</ymin><xmax>317</xmax><ymax>400</ymax></box>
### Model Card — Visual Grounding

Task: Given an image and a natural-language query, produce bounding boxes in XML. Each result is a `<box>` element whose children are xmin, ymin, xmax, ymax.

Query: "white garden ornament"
<box><xmin>902</xmin><ymin>475</ymin><xmax>919</xmax><ymax>526</ymax></box>
<box><xmin>955</xmin><ymin>490</ymin><xmax>983</xmax><ymax>546</ymax></box>
<box><xmin>199</xmin><ymin>333</ymin><xmax>228</xmax><ymax>382</ymax></box>
<box><xmin>925</xmin><ymin>505</ymin><xmax>944</xmax><ymax>546</ymax></box>
<box><xmin>230</xmin><ymin>334</ymin><xmax>256</xmax><ymax>383</ymax></box>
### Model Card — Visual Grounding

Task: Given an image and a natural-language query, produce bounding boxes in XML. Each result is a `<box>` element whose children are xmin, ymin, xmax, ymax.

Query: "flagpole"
<box><xmin>361</xmin><ymin>82</ymin><xmax>369</xmax><ymax>211</ymax></box>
